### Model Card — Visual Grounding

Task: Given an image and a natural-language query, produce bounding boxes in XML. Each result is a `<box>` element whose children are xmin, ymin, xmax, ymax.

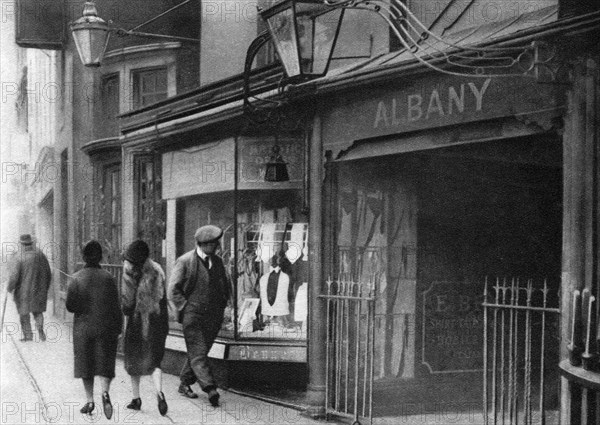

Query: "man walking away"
<box><xmin>7</xmin><ymin>234</ymin><xmax>52</xmax><ymax>342</ymax></box>
<box><xmin>168</xmin><ymin>225</ymin><xmax>230</xmax><ymax>407</ymax></box>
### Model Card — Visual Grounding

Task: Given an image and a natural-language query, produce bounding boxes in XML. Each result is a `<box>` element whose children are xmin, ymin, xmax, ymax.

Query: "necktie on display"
<box><xmin>267</xmin><ymin>271</ymin><xmax>279</xmax><ymax>306</ymax></box>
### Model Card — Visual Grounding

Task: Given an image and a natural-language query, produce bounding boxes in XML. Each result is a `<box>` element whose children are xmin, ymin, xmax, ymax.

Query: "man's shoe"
<box><xmin>38</xmin><ymin>329</ymin><xmax>46</xmax><ymax>342</ymax></box>
<box><xmin>208</xmin><ymin>389</ymin><xmax>220</xmax><ymax>407</ymax></box>
<box><xmin>102</xmin><ymin>392</ymin><xmax>113</xmax><ymax>419</ymax></box>
<box><xmin>178</xmin><ymin>384</ymin><xmax>198</xmax><ymax>399</ymax></box>
<box><xmin>126</xmin><ymin>397</ymin><xmax>141</xmax><ymax>410</ymax></box>
<box><xmin>157</xmin><ymin>391</ymin><xmax>168</xmax><ymax>416</ymax></box>
<box><xmin>19</xmin><ymin>337</ymin><xmax>32</xmax><ymax>342</ymax></box>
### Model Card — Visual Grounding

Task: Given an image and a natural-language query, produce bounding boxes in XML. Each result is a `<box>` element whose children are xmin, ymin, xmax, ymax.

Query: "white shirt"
<box><xmin>196</xmin><ymin>247</ymin><xmax>212</xmax><ymax>269</ymax></box>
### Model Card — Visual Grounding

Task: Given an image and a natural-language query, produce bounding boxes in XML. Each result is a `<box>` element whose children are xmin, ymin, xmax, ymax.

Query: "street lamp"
<box><xmin>260</xmin><ymin>0</ymin><xmax>345</xmax><ymax>81</ymax></box>
<box><xmin>70</xmin><ymin>1</ymin><xmax>200</xmax><ymax>68</ymax></box>
<box><xmin>70</xmin><ymin>1</ymin><xmax>110</xmax><ymax>67</ymax></box>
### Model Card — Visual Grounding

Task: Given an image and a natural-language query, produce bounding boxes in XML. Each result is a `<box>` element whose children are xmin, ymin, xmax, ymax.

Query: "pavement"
<box><xmin>0</xmin><ymin>298</ymin><xmax>332</xmax><ymax>425</ymax></box>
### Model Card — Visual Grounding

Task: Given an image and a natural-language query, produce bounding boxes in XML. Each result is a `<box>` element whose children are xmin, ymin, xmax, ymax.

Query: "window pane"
<box><xmin>133</xmin><ymin>67</ymin><xmax>168</xmax><ymax>109</ymax></box>
<box><xmin>177</xmin><ymin>193</ymin><xmax>235</xmax><ymax>336</ymax></box>
<box><xmin>235</xmin><ymin>190</ymin><xmax>307</xmax><ymax>340</ymax></box>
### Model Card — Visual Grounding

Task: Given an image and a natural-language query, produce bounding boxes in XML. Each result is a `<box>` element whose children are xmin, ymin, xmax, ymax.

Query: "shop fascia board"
<box><xmin>299</xmin><ymin>9</ymin><xmax>600</xmax><ymax>99</ymax></box>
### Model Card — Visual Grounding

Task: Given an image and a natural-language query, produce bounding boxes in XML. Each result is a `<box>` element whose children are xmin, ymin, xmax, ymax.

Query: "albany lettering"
<box><xmin>374</xmin><ymin>78</ymin><xmax>491</xmax><ymax>128</ymax></box>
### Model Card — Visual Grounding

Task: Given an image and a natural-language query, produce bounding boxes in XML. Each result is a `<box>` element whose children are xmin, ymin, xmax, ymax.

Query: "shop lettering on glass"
<box><xmin>421</xmin><ymin>281</ymin><xmax>484</xmax><ymax>374</ymax></box>
<box><xmin>239</xmin><ymin>139</ymin><xmax>303</xmax><ymax>183</ymax></box>
<box><xmin>373</xmin><ymin>78</ymin><xmax>492</xmax><ymax>128</ymax></box>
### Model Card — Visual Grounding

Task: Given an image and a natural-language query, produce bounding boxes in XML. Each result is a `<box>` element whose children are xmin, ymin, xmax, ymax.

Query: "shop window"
<box><xmin>166</xmin><ymin>136</ymin><xmax>308</xmax><ymax>342</ymax></box>
<box><xmin>235</xmin><ymin>190</ymin><xmax>308</xmax><ymax>340</ymax></box>
<box><xmin>132</xmin><ymin>67</ymin><xmax>168</xmax><ymax>109</ymax></box>
<box><xmin>334</xmin><ymin>158</ymin><xmax>418</xmax><ymax>381</ymax></box>
<box><xmin>332</xmin><ymin>141</ymin><xmax>562</xmax><ymax>413</ymax></box>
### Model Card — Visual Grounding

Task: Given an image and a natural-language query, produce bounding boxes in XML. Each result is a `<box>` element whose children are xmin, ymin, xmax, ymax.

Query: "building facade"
<box><xmin>11</xmin><ymin>0</ymin><xmax>599</xmax><ymax>423</ymax></box>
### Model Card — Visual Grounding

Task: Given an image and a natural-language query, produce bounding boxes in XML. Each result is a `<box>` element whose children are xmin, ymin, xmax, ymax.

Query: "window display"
<box><xmin>235</xmin><ymin>190</ymin><xmax>308</xmax><ymax>340</ymax></box>
<box><xmin>165</xmin><ymin>136</ymin><xmax>308</xmax><ymax>343</ymax></box>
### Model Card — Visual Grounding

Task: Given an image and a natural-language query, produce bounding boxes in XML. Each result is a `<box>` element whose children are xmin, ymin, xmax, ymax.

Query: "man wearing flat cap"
<box><xmin>7</xmin><ymin>234</ymin><xmax>52</xmax><ymax>342</ymax></box>
<box><xmin>167</xmin><ymin>225</ymin><xmax>230</xmax><ymax>407</ymax></box>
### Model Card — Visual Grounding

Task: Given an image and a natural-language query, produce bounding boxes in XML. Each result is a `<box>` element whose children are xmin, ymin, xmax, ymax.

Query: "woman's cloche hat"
<box><xmin>124</xmin><ymin>240</ymin><xmax>150</xmax><ymax>266</ymax></box>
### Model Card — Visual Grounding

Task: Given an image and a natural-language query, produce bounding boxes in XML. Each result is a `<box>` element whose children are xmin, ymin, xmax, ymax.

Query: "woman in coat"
<box><xmin>121</xmin><ymin>240</ymin><xmax>169</xmax><ymax>416</ymax></box>
<box><xmin>66</xmin><ymin>240</ymin><xmax>122</xmax><ymax>419</ymax></box>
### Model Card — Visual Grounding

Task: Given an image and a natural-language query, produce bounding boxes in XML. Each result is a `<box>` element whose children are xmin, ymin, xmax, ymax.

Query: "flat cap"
<box><xmin>195</xmin><ymin>225</ymin><xmax>223</xmax><ymax>244</ymax></box>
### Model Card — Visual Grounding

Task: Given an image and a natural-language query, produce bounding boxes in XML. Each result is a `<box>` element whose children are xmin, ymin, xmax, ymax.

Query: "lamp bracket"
<box><xmin>320</xmin><ymin>0</ymin><xmax>564</xmax><ymax>79</ymax></box>
<box><xmin>113</xmin><ymin>0</ymin><xmax>199</xmax><ymax>43</ymax></box>
<box><xmin>113</xmin><ymin>27</ymin><xmax>199</xmax><ymax>44</ymax></box>
<box><xmin>243</xmin><ymin>30</ymin><xmax>287</xmax><ymax>126</ymax></box>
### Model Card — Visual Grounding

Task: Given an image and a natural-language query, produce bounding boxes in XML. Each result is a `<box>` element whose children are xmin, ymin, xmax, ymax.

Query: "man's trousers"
<box><xmin>180</xmin><ymin>308</ymin><xmax>223</xmax><ymax>392</ymax></box>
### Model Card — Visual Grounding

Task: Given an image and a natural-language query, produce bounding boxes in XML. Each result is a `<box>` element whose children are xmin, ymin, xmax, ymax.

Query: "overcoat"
<box><xmin>7</xmin><ymin>246</ymin><xmax>52</xmax><ymax>315</ymax></box>
<box><xmin>121</xmin><ymin>258</ymin><xmax>169</xmax><ymax>376</ymax></box>
<box><xmin>66</xmin><ymin>265</ymin><xmax>122</xmax><ymax>378</ymax></box>
<box><xmin>168</xmin><ymin>250</ymin><xmax>230</xmax><ymax>323</ymax></box>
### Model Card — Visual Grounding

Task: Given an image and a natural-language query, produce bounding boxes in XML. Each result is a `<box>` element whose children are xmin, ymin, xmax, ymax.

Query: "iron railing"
<box><xmin>483</xmin><ymin>277</ymin><xmax>560</xmax><ymax>425</ymax></box>
<box><xmin>321</xmin><ymin>276</ymin><xmax>376</xmax><ymax>425</ymax></box>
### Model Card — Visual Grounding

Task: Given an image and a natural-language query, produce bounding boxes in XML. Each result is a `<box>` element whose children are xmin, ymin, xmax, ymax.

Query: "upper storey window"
<box><xmin>132</xmin><ymin>67</ymin><xmax>168</xmax><ymax>109</ymax></box>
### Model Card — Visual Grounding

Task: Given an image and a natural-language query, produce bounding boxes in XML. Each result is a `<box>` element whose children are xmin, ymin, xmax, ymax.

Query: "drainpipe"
<box><xmin>306</xmin><ymin>113</ymin><xmax>326</xmax><ymax>416</ymax></box>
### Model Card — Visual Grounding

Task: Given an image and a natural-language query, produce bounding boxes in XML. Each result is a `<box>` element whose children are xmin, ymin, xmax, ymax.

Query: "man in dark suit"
<box><xmin>168</xmin><ymin>225</ymin><xmax>230</xmax><ymax>407</ymax></box>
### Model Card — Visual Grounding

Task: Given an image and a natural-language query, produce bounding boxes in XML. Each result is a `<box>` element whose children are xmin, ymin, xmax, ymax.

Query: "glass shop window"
<box><xmin>334</xmin><ymin>157</ymin><xmax>419</xmax><ymax>380</ymax></box>
<box><xmin>176</xmin><ymin>192</ymin><xmax>235</xmax><ymax>336</ymax></box>
<box><xmin>235</xmin><ymin>189</ymin><xmax>308</xmax><ymax>341</ymax></box>
<box><xmin>170</xmin><ymin>136</ymin><xmax>308</xmax><ymax>341</ymax></box>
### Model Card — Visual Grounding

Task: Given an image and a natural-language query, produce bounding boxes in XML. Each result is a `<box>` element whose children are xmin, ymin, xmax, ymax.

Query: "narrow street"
<box><xmin>1</xmin><ymin>300</ymin><xmax>327</xmax><ymax>425</ymax></box>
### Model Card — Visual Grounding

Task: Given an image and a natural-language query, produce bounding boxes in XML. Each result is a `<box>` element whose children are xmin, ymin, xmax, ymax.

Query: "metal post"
<box><xmin>500</xmin><ymin>279</ymin><xmax>507</xmax><ymax>425</ymax></box>
<box><xmin>325</xmin><ymin>278</ymin><xmax>333</xmax><ymax>417</ymax></box>
<box><xmin>484</xmin><ymin>277</ymin><xmax>489</xmax><ymax>425</ymax></box>
<box><xmin>492</xmin><ymin>278</ymin><xmax>500</xmax><ymax>425</ymax></box>
<box><xmin>344</xmin><ymin>278</ymin><xmax>350</xmax><ymax>413</ymax></box>
<box><xmin>353</xmin><ymin>283</ymin><xmax>362</xmax><ymax>424</ymax></box>
<box><xmin>539</xmin><ymin>279</ymin><xmax>548</xmax><ymax>425</ymax></box>
<box><xmin>508</xmin><ymin>278</ymin><xmax>515</xmax><ymax>424</ymax></box>
<box><xmin>514</xmin><ymin>279</ymin><xmax>521</xmax><ymax>425</ymax></box>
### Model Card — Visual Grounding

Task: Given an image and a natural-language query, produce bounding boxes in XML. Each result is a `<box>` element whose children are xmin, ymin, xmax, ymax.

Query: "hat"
<box><xmin>82</xmin><ymin>240</ymin><xmax>103</xmax><ymax>265</ymax></box>
<box><xmin>195</xmin><ymin>225</ymin><xmax>223</xmax><ymax>244</ymax></box>
<box><xmin>124</xmin><ymin>240</ymin><xmax>150</xmax><ymax>265</ymax></box>
<box><xmin>19</xmin><ymin>234</ymin><xmax>33</xmax><ymax>245</ymax></box>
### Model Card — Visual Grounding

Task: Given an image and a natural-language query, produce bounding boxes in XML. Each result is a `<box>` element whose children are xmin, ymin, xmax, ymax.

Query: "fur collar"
<box><xmin>123</xmin><ymin>258</ymin><xmax>165</xmax><ymax>338</ymax></box>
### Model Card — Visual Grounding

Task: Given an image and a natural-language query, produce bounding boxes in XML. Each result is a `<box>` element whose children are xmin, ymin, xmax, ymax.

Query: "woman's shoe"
<box><xmin>126</xmin><ymin>397</ymin><xmax>142</xmax><ymax>410</ymax></box>
<box><xmin>157</xmin><ymin>391</ymin><xmax>168</xmax><ymax>416</ymax></box>
<box><xmin>79</xmin><ymin>402</ymin><xmax>95</xmax><ymax>414</ymax></box>
<box><xmin>102</xmin><ymin>392</ymin><xmax>113</xmax><ymax>419</ymax></box>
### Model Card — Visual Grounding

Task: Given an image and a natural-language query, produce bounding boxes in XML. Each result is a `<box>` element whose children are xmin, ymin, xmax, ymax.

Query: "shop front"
<box><xmin>120</xmin><ymin>76</ymin><xmax>314</xmax><ymax>394</ymax></box>
<box><xmin>317</xmin><ymin>71</ymin><xmax>566</xmax><ymax>420</ymax></box>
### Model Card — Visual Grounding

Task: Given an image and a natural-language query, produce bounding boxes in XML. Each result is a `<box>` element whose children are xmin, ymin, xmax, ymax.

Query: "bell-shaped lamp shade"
<box><xmin>70</xmin><ymin>2</ymin><xmax>111</xmax><ymax>67</ymax></box>
<box><xmin>265</xmin><ymin>145</ymin><xmax>290</xmax><ymax>182</ymax></box>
